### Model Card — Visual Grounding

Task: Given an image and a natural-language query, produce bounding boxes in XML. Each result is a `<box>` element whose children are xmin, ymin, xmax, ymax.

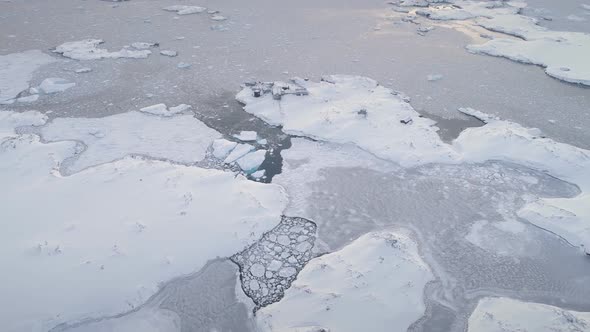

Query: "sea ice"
<box><xmin>257</xmin><ymin>231</ymin><xmax>433</xmax><ymax>332</ymax></box>
<box><xmin>0</xmin><ymin>111</ymin><xmax>287</xmax><ymax>332</ymax></box>
<box><xmin>236</xmin><ymin>149</ymin><xmax>267</xmax><ymax>173</ymax></box>
<box><xmin>139</xmin><ymin>103</ymin><xmax>190</xmax><ymax>117</ymax></box>
<box><xmin>38</xmin><ymin>77</ymin><xmax>76</xmax><ymax>94</ymax></box>
<box><xmin>212</xmin><ymin>138</ymin><xmax>238</xmax><ymax>159</ymax></box>
<box><xmin>224</xmin><ymin>143</ymin><xmax>255</xmax><ymax>164</ymax></box>
<box><xmin>210</xmin><ymin>15</ymin><xmax>227</xmax><ymax>21</ymax></box>
<box><xmin>163</xmin><ymin>5</ymin><xmax>207</xmax><ymax>15</ymax></box>
<box><xmin>233</xmin><ymin>130</ymin><xmax>258</xmax><ymax>141</ymax></box>
<box><xmin>54</xmin><ymin>39</ymin><xmax>151</xmax><ymax>60</ymax></box>
<box><xmin>0</xmin><ymin>50</ymin><xmax>56</xmax><ymax>103</ymax></box>
<box><xmin>468</xmin><ymin>297</ymin><xmax>590</xmax><ymax>331</ymax></box>
<box><xmin>427</xmin><ymin>73</ymin><xmax>443</xmax><ymax>81</ymax></box>
<box><xmin>16</xmin><ymin>94</ymin><xmax>39</xmax><ymax>103</ymax></box>
<box><xmin>160</xmin><ymin>50</ymin><xmax>178</xmax><ymax>57</ymax></box>
<box><xmin>75</xmin><ymin>67</ymin><xmax>92</xmax><ymax>73</ymax></box>
<box><xmin>40</xmin><ymin>111</ymin><xmax>221</xmax><ymax>172</ymax></box>
<box><xmin>236</xmin><ymin>75</ymin><xmax>458</xmax><ymax>167</ymax></box>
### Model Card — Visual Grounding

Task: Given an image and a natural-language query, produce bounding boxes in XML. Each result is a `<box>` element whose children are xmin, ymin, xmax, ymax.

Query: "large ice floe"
<box><xmin>468</xmin><ymin>297</ymin><xmax>590</xmax><ymax>331</ymax></box>
<box><xmin>54</xmin><ymin>39</ymin><xmax>152</xmax><ymax>60</ymax></box>
<box><xmin>0</xmin><ymin>50</ymin><xmax>56</xmax><ymax>104</ymax></box>
<box><xmin>0</xmin><ymin>110</ymin><xmax>287</xmax><ymax>332</ymax></box>
<box><xmin>396</xmin><ymin>0</ymin><xmax>590</xmax><ymax>86</ymax></box>
<box><xmin>40</xmin><ymin>111</ymin><xmax>221</xmax><ymax>173</ymax></box>
<box><xmin>256</xmin><ymin>231</ymin><xmax>433</xmax><ymax>332</ymax></box>
<box><xmin>238</xmin><ymin>76</ymin><xmax>590</xmax><ymax>255</ymax></box>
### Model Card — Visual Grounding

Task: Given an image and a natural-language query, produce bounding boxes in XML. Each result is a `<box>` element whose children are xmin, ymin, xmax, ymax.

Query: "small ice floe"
<box><xmin>235</xmin><ymin>150</ymin><xmax>267</xmax><ymax>173</ymax></box>
<box><xmin>160</xmin><ymin>50</ymin><xmax>178</xmax><ymax>57</ymax></box>
<box><xmin>233</xmin><ymin>130</ymin><xmax>257</xmax><ymax>141</ymax></box>
<box><xmin>130</xmin><ymin>42</ymin><xmax>158</xmax><ymax>50</ymax></box>
<box><xmin>162</xmin><ymin>5</ymin><xmax>206</xmax><ymax>15</ymax></box>
<box><xmin>139</xmin><ymin>103</ymin><xmax>190</xmax><ymax>117</ymax></box>
<box><xmin>0</xmin><ymin>50</ymin><xmax>56</xmax><ymax>104</ymax></box>
<box><xmin>224</xmin><ymin>143</ymin><xmax>255</xmax><ymax>164</ymax></box>
<box><xmin>75</xmin><ymin>67</ymin><xmax>92</xmax><ymax>73</ymax></box>
<box><xmin>38</xmin><ymin>78</ymin><xmax>76</xmax><ymax>94</ymax></box>
<box><xmin>207</xmin><ymin>10</ymin><xmax>219</xmax><ymax>14</ymax></box>
<box><xmin>468</xmin><ymin>297</ymin><xmax>590</xmax><ymax>332</ymax></box>
<box><xmin>212</xmin><ymin>138</ymin><xmax>238</xmax><ymax>159</ymax></box>
<box><xmin>55</xmin><ymin>39</ymin><xmax>151</xmax><ymax>60</ymax></box>
<box><xmin>427</xmin><ymin>73</ymin><xmax>443</xmax><ymax>81</ymax></box>
<box><xmin>251</xmin><ymin>169</ymin><xmax>265</xmax><ymax>179</ymax></box>
<box><xmin>210</xmin><ymin>25</ymin><xmax>229</xmax><ymax>31</ymax></box>
<box><xmin>210</xmin><ymin>15</ymin><xmax>227</xmax><ymax>21</ymax></box>
<box><xmin>257</xmin><ymin>138</ymin><xmax>268</xmax><ymax>145</ymax></box>
<box><xmin>177</xmin><ymin>62</ymin><xmax>191</xmax><ymax>69</ymax></box>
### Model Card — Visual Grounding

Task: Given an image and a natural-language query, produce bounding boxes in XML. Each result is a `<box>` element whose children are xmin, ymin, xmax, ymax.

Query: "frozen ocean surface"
<box><xmin>1</xmin><ymin>0</ymin><xmax>589</xmax><ymax>331</ymax></box>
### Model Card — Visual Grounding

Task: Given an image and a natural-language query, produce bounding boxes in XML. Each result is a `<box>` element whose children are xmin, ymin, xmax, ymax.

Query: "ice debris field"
<box><xmin>1</xmin><ymin>0</ymin><xmax>590</xmax><ymax>331</ymax></box>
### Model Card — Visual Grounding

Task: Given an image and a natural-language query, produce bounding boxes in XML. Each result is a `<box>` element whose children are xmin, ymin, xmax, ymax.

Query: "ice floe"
<box><xmin>237</xmin><ymin>75</ymin><xmax>458</xmax><ymax>167</ymax></box>
<box><xmin>162</xmin><ymin>5</ymin><xmax>206</xmax><ymax>15</ymax></box>
<box><xmin>0</xmin><ymin>110</ymin><xmax>286</xmax><ymax>332</ymax></box>
<box><xmin>139</xmin><ymin>103</ymin><xmax>191</xmax><ymax>117</ymax></box>
<box><xmin>160</xmin><ymin>50</ymin><xmax>178</xmax><ymax>57</ymax></box>
<box><xmin>257</xmin><ymin>231</ymin><xmax>433</xmax><ymax>332</ymax></box>
<box><xmin>40</xmin><ymin>111</ymin><xmax>221</xmax><ymax>172</ymax></box>
<box><xmin>224</xmin><ymin>143</ymin><xmax>255</xmax><ymax>164</ymax></box>
<box><xmin>403</xmin><ymin>1</ymin><xmax>590</xmax><ymax>85</ymax></box>
<box><xmin>211</xmin><ymin>138</ymin><xmax>238</xmax><ymax>160</ymax></box>
<box><xmin>233</xmin><ymin>130</ymin><xmax>258</xmax><ymax>141</ymax></box>
<box><xmin>236</xmin><ymin>149</ymin><xmax>267</xmax><ymax>173</ymax></box>
<box><xmin>0</xmin><ymin>50</ymin><xmax>56</xmax><ymax>103</ymax></box>
<box><xmin>54</xmin><ymin>39</ymin><xmax>151</xmax><ymax>60</ymax></box>
<box><xmin>38</xmin><ymin>77</ymin><xmax>76</xmax><ymax>94</ymax></box>
<box><xmin>468</xmin><ymin>297</ymin><xmax>590</xmax><ymax>331</ymax></box>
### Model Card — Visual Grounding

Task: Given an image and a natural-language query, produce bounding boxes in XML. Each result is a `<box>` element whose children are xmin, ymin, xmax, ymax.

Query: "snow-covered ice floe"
<box><xmin>405</xmin><ymin>1</ymin><xmax>590</xmax><ymax>86</ymax></box>
<box><xmin>0</xmin><ymin>50</ymin><xmax>56</xmax><ymax>104</ymax></box>
<box><xmin>211</xmin><ymin>138</ymin><xmax>267</xmax><ymax>174</ymax></box>
<box><xmin>237</xmin><ymin>75</ymin><xmax>458</xmax><ymax>167</ymax></box>
<box><xmin>40</xmin><ymin>111</ymin><xmax>221</xmax><ymax>173</ymax></box>
<box><xmin>256</xmin><ymin>231</ymin><xmax>433</xmax><ymax>332</ymax></box>
<box><xmin>468</xmin><ymin>297</ymin><xmax>590</xmax><ymax>331</ymax></box>
<box><xmin>0</xmin><ymin>110</ymin><xmax>287</xmax><ymax>332</ymax></box>
<box><xmin>54</xmin><ymin>39</ymin><xmax>151</xmax><ymax>60</ymax></box>
<box><xmin>238</xmin><ymin>76</ymin><xmax>590</xmax><ymax>254</ymax></box>
<box><xmin>38</xmin><ymin>77</ymin><xmax>76</xmax><ymax>94</ymax></box>
<box><xmin>139</xmin><ymin>103</ymin><xmax>191</xmax><ymax>117</ymax></box>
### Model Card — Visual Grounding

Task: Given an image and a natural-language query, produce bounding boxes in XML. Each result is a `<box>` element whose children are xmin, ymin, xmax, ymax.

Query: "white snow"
<box><xmin>40</xmin><ymin>111</ymin><xmax>221</xmax><ymax>172</ymax></box>
<box><xmin>237</xmin><ymin>75</ymin><xmax>458</xmax><ymax>167</ymax></box>
<box><xmin>211</xmin><ymin>138</ymin><xmax>238</xmax><ymax>160</ymax></box>
<box><xmin>38</xmin><ymin>77</ymin><xmax>76</xmax><ymax>94</ymax></box>
<box><xmin>0</xmin><ymin>50</ymin><xmax>56</xmax><ymax>103</ymax></box>
<box><xmin>139</xmin><ymin>103</ymin><xmax>190</xmax><ymax>117</ymax></box>
<box><xmin>224</xmin><ymin>143</ymin><xmax>255</xmax><ymax>164</ymax></box>
<box><xmin>233</xmin><ymin>130</ymin><xmax>258</xmax><ymax>141</ymax></box>
<box><xmin>236</xmin><ymin>149</ymin><xmax>267</xmax><ymax>173</ymax></box>
<box><xmin>0</xmin><ymin>111</ymin><xmax>287</xmax><ymax>332</ymax></box>
<box><xmin>257</xmin><ymin>231</ymin><xmax>433</xmax><ymax>332</ymax></box>
<box><xmin>163</xmin><ymin>5</ymin><xmax>207</xmax><ymax>15</ymax></box>
<box><xmin>468</xmin><ymin>297</ymin><xmax>590</xmax><ymax>332</ymax></box>
<box><xmin>54</xmin><ymin>39</ymin><xmax>151</xmax><ymax>60</ymax></box>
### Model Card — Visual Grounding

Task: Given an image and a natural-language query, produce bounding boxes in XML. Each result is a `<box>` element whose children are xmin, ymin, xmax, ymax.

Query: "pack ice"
<box><xmin>408</xmin><ymin>1</ymin><xmax>590</xmax><ymax>85</ymax></box>
<box><xmin>238</xmin><ymin>76</ymin><xmax>590</xmax><ymax>254</ymax></box>
<box><xmin>0</xmin><ymin>110</ymin><xmax>287</xmax><ymax>332</ymax></box>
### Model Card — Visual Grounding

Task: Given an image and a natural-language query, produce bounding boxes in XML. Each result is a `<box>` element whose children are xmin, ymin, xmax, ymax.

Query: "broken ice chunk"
<box><xmin>427</xmin><ymin>74</ymin><xmax>443</xmax><ymax>82</ymax></box>
<box><xmin>233</xmin><ymin>130</ymin><xmax>257</xmax><ymax>141</ymax></box>
<box><xmin>160</xmin><ymin>50</ymin><xmax>178</xmax><ymax>57</ymax></box>
<box><xmin>163</xmin><ymin>5</ymin><xmax>207</xmax><ymax>15</ymax></box>
<box><xmin>75</xmin><ymin>67</ymin><xmax>92</xmax><ymax>73</ymax></box>
<box><xmin>54</xmin><ymin>39</ymin><xmax>151</xmax><ymax>60</ymax></box>
<box><xmin>139</xmin><ymin>103</ymin><xmax>174</xmax><ymax>117</ymax></box>
<box><xmin>16</xmin><ymin>94</ymin><xmax>39</xmax><ymax>103</ymax></box>
<box><xmin>236</xmin><ymin>150</ymin><xmax>267</xmax><ymax>173</ymax></box>
<box><xmin>212</xmin><ymin>139</ymin><xmax>238</xmax><ymax>159</ymax></box>
<box><xmin>210</xmin><ymin>15</ymin><xmax>227</xmax><ymax>21</ymax></box>
<box><xmin>177</xmin><ymin>62</ymin><xmax>191</xmax><ymax>69</ymax></box>
<box><xmin>251</xmin><ymin>169</ymin><xmax>266</xmax><ymax>179</ymax></box>
<box><xmin>224</xmin><ymin>143</ymin><xmax>255</xmax><ymax>163</ymax></box>
<box><xmin>38</xmin><ymin>78</ymin><xmax>76</xmax><ymax>94</ymax></box>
